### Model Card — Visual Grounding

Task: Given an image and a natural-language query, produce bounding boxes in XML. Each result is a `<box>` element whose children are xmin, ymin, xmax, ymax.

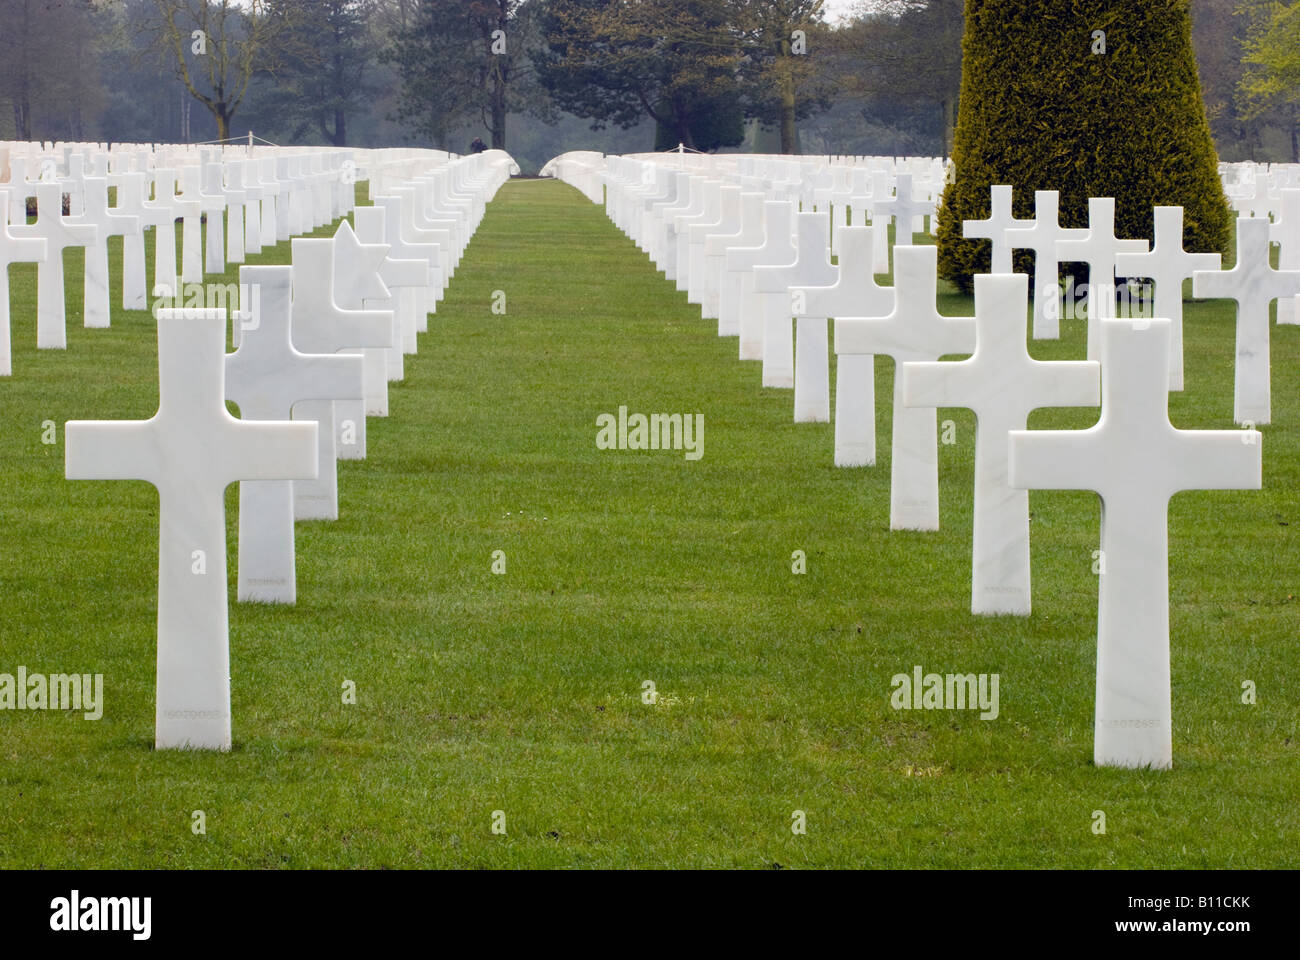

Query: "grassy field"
<box><xmin>0</xmin><ymin>178</ymin><xmax>1296</xmax><ymax>868</ymax></box>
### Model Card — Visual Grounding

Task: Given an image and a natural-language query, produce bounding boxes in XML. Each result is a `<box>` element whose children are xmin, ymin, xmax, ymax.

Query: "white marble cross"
<box><xmin>709</xmin><ymin>190</ymin><xmax>765</xmax><ymax>336</ymax></box>
<box><xmin>331</xmin><ymin>219</ymin><xmax>393</xmax><ymax>460</ymax></box>
<box><xmin>725</xmin><ymin>200</ymin><xmax>795</xmax><ymax>362</ymax></box>
<box><xmin>1193</xmin><ymin>217</ymin><xmax>1300</xmax><ymax>425</ymax></box>
<box><xmin>224</xmin><ymin>162</ymin><xmax>249</xmax><ymax>265</ymax></box>
<box><xmin>252</xmin><ymin>159</ymin><xmax>280</xmax><ymax>249</ymax></box>
<box><xmin>194</xmin><ymin>162</ymin><xmax>229</xmax><ymax>275</ymax></box>
<box><xmin>864</xmin><ymin>171</ymin><xmax>893</xmax><ymax>273</ymax></box>
<box><xmin>891</xmin><ymin>174</ymin><xmax>931</xmax><ymax>241</ymax></box>
<box><xmin>165</xmin><ymin>171</ymin><xmax>203</xmax><ymax>284</ymax></box>
<box><xmin>240</xmin><ymin>161</ymin><xmax>265</xmax><ymax>256</ymax></box>
<box><xmin>11</xmin><ymin>181</ymin><xmax>98</xmax><ymax>349</ymax></box>
<box><xmin>0</xmin><ymin>188</ymin><xmax>47</xmax><ymax>376</ymax></box>
<box><xmin>108</xmin><ymin>171</ymin><xmax>149</xmax><ymax>310</ymax></box>
<box><xmin>835</xmin><ymin>245</ymin><xmax>976</xmax><ymax>528</ymax></box>
<box><xmin>1004</xmin><ymin>190</ymin><xmax>1087</xmax><ymax>339</ymax></box>
<box><xmin>388</xmin><ymin>186</ymin><xmax>451</xmax><ymax>316</ymax></box>
<box><xmin>66</xmin><ymin>307</ymin><xmax>318</xmax><ymax>749</ymax></box>
<box><xmin>289</xmin><ymin>237</ymin><xmax>394</xmax><ymax>519</ymax></box>
<box><xmin>1008</xmin><ymin>317</ymin><xmax>1262</xmax><ymax>768</ymax></box>
<box><xmin>226</xmin><ymin>266</ymin><xmax>363</xmax><ymax>604</ymax></box>
<box><xmin>1056</xmin><ymin>198</ymin><xmax>1148</xmax><ymax>359</ymax></box>
<box><xmin>71</xmin><ymin>177</ymin><xmax>140</xmax><ymax>330</ymax></box>
<box><xmin>353</xmin><ymin>205</ymin><xmax>425</xmax><ymax>382</ymax></box>
<box><xmin>140</xmin><ymin>170</ymin><xmax>183</xmax><ymax>300</ymax></box>
<box><xmin>791</xmin><ymin>227</ymin><xmax>894</xmax><ymax>468</ymax></box>
<box><xmin>753</xmin><ymin>211</ymin><xmax>836</xmax><ymax>390</ymax></box>
<box><xmin>902</xmin><ymin>273</ymin><xmax>1099</xmax><ymax>615</ymax></box>
<box><xmin>963</xmin><ymin>184</ymin><xmax>1034</xmax><ymax>274</ymax></box>
<box><xmin>372</xmin><ymin>195</ymin><xmax>437</xmax><ymax>353</ymax></box>
<box><xmin>175</xmin><ymin>167</ymin><xmax>212</xmax><ymax>283</ymax></box>
<box><xmin>5</xmin><ymin>156</ymin><xmax>40</xmax><ymax>223</ymax></box>
<box><xmin>1270</xmin><ymin>188</ymin><xmax>1299</xmax><ymax>325</ymax></box>
<box><xmin>1114</xmin><ymin>206</ymin><xmax>1220</xmax><ymax>391</ymax></box>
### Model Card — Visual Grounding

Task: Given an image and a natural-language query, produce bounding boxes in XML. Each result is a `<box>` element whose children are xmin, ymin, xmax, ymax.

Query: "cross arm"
<box><xmin>900</xmin><ymin>359</ymin><xmax>978</xmax><ymax>410</ymax></box>
<box><xmin>220</xmin><ymin>417</ymin><xmax>318</xmax><ymax>487</ymax></box>
<box><xmin>379</xmin><ymin>257</ymin><xmax>430</xmax><ymax>288</ymax></box>
<box><xmin>1190</xmin><ymin>268</ymin><xmax>1233</xmax><ymax>299</ymax></box>
<box><xmin>1007</xmin><ymin>428</ymin><xmax>1105</xmax><ymax>492</ymax></box>
<box><xmin>1169</xmin><ymin>430</ymin><xmax>1262</xmax><ymax>493</ymax></box>
<box><xmin>65</xmin><ymin>420</ymin><xmax>162</xmax><ymax>487</ymax></box>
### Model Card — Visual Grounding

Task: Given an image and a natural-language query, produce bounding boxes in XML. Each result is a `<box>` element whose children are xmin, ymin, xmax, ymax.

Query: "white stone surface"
<box><xmin>836</xmin><ymin>245</ymin><xmax>975</xmax><ymax>528</ymax></box>
<box><xmin>1004</xmin><ymin>190</ymin><xmax>1087</xmax><ymax>339</ymax></box>
<box><xmin>753</xmin><ymin>212</ymin><xmax>835</xmax><ymax>389</ymax></box>
<box><xmin>140</xmin><ymin>170</ymin><xmax>182</xmax><ymax>301</ymax></box>
<box><xmin>354</xmin><ymin>205</ymin><xmax>425</xmax><ymax>382</ymax></box>
<box><xmin>71</xmin><ymin>177</ymin><xmax>140</xmax><ymax>330</ymax></box>
<box><xmin>11</xmin><ymin>182</ymin><xmax>97</xmax><ymax>349</ymax></box>
<box><xmin>724</xmin><ymin>200</ymin><xmax>795</xmax><ymax>362</ymax></box>
<box><xmin>331</xmin><ymin>219</ymin><xmax>393</xmax><ymax>459</ymax></box>
<box><xmin>1273</xmin><ymin>189</ymin><xmax>1300</xmax><ymax>325</ymax></box>
<box><xmin>1193</xmin><ymin>217</ymin><xmax>1300</xmax><ymax>425</ymax></box>
<box><xmin>1056</xmin><ymin>198</ymin><xmax>1148</xmax><ymax>358</ymax></box>
<box><xmin>1009</xmin><ymin>317</ymin><xmax>1262</xmax><ymax>768</ymax></box>
<box><xmin>902</xmin><ymin>273</ymin><xmax>1100</xmax><ymax>615</ymax></box>
<box><xmin>963</xmin><ymin>185</ymin><xmax>1033</xmax><ymax>275</ymax></box>
<box><xmin>1114</xmin><ymin>206</ymin><xmax>1220</xmax><ymax>391</ymax></box>
<box><xmin>0</xmin><ymin>187</ymin><xmax>47</xmax><ymax>375</ymax></box>
<box><xmin>791</xmin><ymin>226</ymin><xmax>893</xmax><ymax>449</ymax></box>
<box><xmin>108</xmin><ymin>171</ymin><xmax>149</xmax><ymax>310</ymax></box>
<box><xmin>65</xmin><ymin>307</ymin><xmax>317</xmax><ymax>750</ymax></box>
<box><xmin>289</xmin><ymin>237</ymin><xmax>394</xmax><ymax>519</ymax></box>
<box><xmin>226</xmin><ymin>266</ymin><xmax>363</xmax><ymax>604</ymax></box>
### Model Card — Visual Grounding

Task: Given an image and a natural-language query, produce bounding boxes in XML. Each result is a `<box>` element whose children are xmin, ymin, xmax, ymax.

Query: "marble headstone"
<box><xmin>902</xmin><ymin>273</ymin><xmax>1100</xmax><ymax>615</ymax></box>
<box><xmin>66</xmin><ymin>307</ymin><xmax>317</xmax><ymax>749</ymax></box>
<box><xmin>1009</xmin><ymin>317</ymin><xmax>1261</xmax><ymax>768</ymax></box>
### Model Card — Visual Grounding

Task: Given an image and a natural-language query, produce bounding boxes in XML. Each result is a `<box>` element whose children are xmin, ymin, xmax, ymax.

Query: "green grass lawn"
<box><xmin>0</xmin><ymin>179</ymin><xmax>1296</xmax><ymax>868</ymax></box>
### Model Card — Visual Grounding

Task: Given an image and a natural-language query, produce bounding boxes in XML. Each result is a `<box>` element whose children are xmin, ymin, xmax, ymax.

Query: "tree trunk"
<box><xmin>673</xmin><ymin>111</ymin><xmax>696</xmax><ymax>151</ymax></box>
<box><xmin>491</xmin><ymin>80</ymin><xmax>507</xmax><ymax>149</ymax></box>
<box><xmin>216</xmin><ymin>110</ymin><xmax>230</xmax><ymax>143</ymax></box>
<box><xmin>941</xmin><ymin>97</ymin><xmax>955</xmax><ymax>158</ymax></box>
<box><xmin>16</xmin><ymin>94</ymin><xmax>31</xmax><ymax>141</ymax></box>
<box><xmin>778</xmin><ymin>42</ymin><xmax>798</xmax><ymax>155</ymax></box>
<box><xmin>335</xmin><ymin>107</ymin><xmax>347</xmax><ymax>147</ymax></box>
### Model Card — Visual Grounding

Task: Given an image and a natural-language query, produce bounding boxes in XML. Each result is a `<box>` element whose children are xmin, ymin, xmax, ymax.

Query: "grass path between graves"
<box><xmin>1</xmin><ymin>179</ymin><xmax>1297</xmax><ymax>869</ymax></box>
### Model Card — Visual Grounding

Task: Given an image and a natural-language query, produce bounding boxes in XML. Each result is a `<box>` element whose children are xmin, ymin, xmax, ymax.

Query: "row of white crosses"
<box><xmin>597</xmin><ymin>152</ymin><xmax>940</xmax><ymax>439</ymax></box>
<box><xmin>54</xmin><ymin>149</ymin><xmax>515</xmax><ymax>750</ymax></box>
<box><xmin>594</xmin><ymin>155</ymin><xmax>1273</xmax><ymax>769</ymax></box>
<box><xmin>832</xmin><ymin>184</ymin><xmax>1271</xmax><ymax>768</ymax></box>
<box><xmin>884</xmin><ymin>190</ymin><xmax>1270</xmax><ymax>768</ymax></box>
<box><xmin>855</xmin><ymin>256</ymin><xmax>1261</xmax><ymax>770</ymax></box>
<box><xmin>967</xmin><ymin>183</ymin><xmax>1300</xmax><ymax>423</ymax></box>
<box><xmin>0</xmin><ymin>144</ymin><xmax>367</xmax><ymax>370</ymax></box>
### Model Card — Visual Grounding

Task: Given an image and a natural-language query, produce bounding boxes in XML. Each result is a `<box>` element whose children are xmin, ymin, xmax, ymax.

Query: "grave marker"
<box><xmin>226</xmin><ymin>267</ymin><xmax>363</xmax><ymax>604</ymax></box>
<box><xmin>1192</xmin><ymin>217</ymin><xmax>1300</xmax><ymax>425</ymax></box>
<box><xmin>835</xmin><ymin>245</ymin><xmax>975</xmax><ymax>529</ymax></box>
<box><xmin>66</xmin><ymin>308</ymin><xmax>317</xmax><ymax>749</ymax></box>
<box><xmin>0</xmin><ymin>188</ymin><xmax>48</xmax><ymax>375</ymax></box>
<box><xmin>1114</xmin><ymin>206</ymin><xmax>1220</xmax><ymax>391</ymax></box>
<box><xmin>902</xmin><ymin>274</ymin><xmax>1099</xmax><ymax>615</ymax></box>
<box><xmin>11</xmin><ymin>182</ymin><xmax>97</xmax><ymax>349</ymax></box>
<box><xmin>1008</xmin><ymin>317</ymin><xmax>1261</xmax><ymax>768</ymax></box>
<box><xmin>1004</xmin><ymin>190</ymin><xmax>1087</xmax><ymax>339</ymax></box>
<box><xmin>1056</xmin><ymin>198</ymin><xmax>1148</xmax><ymax>359</ymax></box>
<box><xmin>963</xmin><ymin>184</ymin><xmax>1034</xmax><ymax>274</ymax></box>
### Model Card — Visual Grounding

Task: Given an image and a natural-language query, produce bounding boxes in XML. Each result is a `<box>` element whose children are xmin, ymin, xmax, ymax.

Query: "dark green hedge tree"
<box><xmin>936</xmin><ymin>0</ymin><xmax>1232</xmax><ymax>293</ymax></box>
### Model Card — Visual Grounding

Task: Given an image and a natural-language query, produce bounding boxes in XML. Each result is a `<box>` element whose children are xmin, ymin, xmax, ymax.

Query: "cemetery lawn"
<box><xmin>2</xmin><ymin>179</ymin><xmax>1297</xmax><ymax>869</ymax></box>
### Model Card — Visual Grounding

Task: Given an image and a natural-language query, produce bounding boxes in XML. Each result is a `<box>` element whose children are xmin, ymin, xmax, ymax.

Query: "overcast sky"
<box><xmin>820</xmin><ymin>0</ymin><xmax>862</xmax><ymax>23</ymax></box>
